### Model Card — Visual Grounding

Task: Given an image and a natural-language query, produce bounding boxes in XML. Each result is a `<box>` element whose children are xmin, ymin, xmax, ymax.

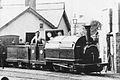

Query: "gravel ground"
<box><xmin>0</xmin><ymin>67</ymin><xmax>120</xmax><ymax>80</ymax></box>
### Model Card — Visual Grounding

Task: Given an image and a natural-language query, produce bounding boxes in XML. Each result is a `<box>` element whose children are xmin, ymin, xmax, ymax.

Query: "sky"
<box><xmin>1</xmin><ymin>0</ymin><xmax>118</xmax><ymax>24</ymax></box>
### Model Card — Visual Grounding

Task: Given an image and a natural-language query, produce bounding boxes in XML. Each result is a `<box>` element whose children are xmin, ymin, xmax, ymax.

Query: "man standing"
<box><xmin>0</xmin><ymin>40</ymin><xmax>6</xmax><ymax>69</ymax></box>
<box><xmin>31</xmin><ymin>31</ymin><xmax>41</xmax><ymax>60</ymax></box>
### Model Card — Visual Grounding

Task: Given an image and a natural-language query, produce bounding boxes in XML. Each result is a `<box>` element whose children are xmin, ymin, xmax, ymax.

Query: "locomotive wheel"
<box><xmin>26</xmin><ymin>63</ymin><xmax>31</xmax><ymax>69</ymax></box>
<box><xmin>45</xmin><ymin>62</ymin><xmax>54</xmax><ymax>71</ymax></box>
<box><xmin>35</xmin><ymin>64</ymin><xmax>43</xmax><ymax>70</ymax></box>
<box><xmin>13</xmin><ymin>62</ymin><xmax>18</xmax><ymax>68</ymax></box>
<box><xmin>53</xmin><ymin>65</ymin><xmax>61</xmax><ymax>72</ymax></box>
<box><xmin>18</xmin><ymin>62</ymin><xmax>22</xmax><ymax>68</ymax></box>
<box><xmin>83</xmin><ymin>70</ymin><xmax>91</xmax><ymax>74</ymax></box>
<box><xmin>61</xmin><ymin>67</ymin><xmax>70</xmax><ymax>73</ymax></box>
<box><xmin>22</xmin><ymin>63</ymin><xmax>29</xmax><ymax>69</ymax></box>
<box><xmin>75</xmin><ymin>69</ymin><xmax>82</xmax><ymax>74</ymax></box>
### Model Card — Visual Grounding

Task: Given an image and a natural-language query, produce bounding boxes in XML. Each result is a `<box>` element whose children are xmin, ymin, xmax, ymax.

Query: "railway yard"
<box><xmin>1</xmin><ymin>0</ymin><xmax>120</xmax><ymax>80</ymax></box>
<box><xmin>0</xmin><ymin>67</ymin><xmax>120</xmax><ymax>80</ymax></box>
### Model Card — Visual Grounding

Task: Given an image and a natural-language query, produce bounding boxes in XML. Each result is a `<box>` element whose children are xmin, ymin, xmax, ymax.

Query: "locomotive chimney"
<box><xmin>84</xmin><ymin>25</ymin><xmax>91</xmax><ymax>44</ymax></box>
<box><xmin>25</xmin><ymin>0</ymin><xmax>36</xmax><ymax>10</ymax></box>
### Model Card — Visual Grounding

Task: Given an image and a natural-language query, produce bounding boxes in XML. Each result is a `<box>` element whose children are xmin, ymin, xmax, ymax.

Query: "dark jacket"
<box><xmin>0</xmin><ymin>43</ymin><xmax>6</xmax><ymax>67</ymax></box>
<box><xmin>0</xmin><ymin>44</ymin><xmax>5</xmax><ymax>54</ymax></box>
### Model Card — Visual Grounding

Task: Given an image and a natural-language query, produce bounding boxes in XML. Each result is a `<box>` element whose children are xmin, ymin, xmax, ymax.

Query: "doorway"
<box><xmin>26</xmin><ymin>32</ymin><xmax>35</xmax><ymax>44</ymax></box>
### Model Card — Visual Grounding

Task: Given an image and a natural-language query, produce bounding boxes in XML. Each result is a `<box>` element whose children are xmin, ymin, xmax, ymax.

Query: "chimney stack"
<box><xmin>84</xmin><ymin>25</ymin><xmax>91</xmax><ymax>44</ymax></box>
<box><xmin>25</xmin><ymin>0</ymin><xmax>36</xmax><ymax>10</ymax></box>
<box><xmin>25</xmin><ymin>0</ymin><xmax>30</xmax><ymax>6</ymax></box>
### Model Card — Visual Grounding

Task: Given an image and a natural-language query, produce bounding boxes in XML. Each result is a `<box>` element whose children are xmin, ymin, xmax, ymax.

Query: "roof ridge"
<box><xmin>36</xmin><ymin>8</ymin><xmax>64</xmax><ymax>11</ymax></box>
<box><xmin>0</xmin><ymin>7</ymin><xmax>56</xmax><ymax>31</ymax></box>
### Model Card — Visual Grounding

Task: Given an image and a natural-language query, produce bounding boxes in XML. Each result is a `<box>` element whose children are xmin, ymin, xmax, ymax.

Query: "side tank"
<box><xmin>44</xmin><ymin>36</ymin><xmax>89</xmax><ymax>62</ymax></box>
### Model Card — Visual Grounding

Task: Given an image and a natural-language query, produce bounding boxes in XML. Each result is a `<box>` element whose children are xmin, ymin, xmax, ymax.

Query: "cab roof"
<box><xmin>45</xmin><ymin>36</ymin><xmax>80</xmax><ymax>49</ymax></box>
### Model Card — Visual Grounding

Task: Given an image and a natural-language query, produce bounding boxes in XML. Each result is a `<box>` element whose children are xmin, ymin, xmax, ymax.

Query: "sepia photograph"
<box><xmin>0</xmin><ymin>0</ymin><xmax>120</xmax><ymax>80</ymax></box>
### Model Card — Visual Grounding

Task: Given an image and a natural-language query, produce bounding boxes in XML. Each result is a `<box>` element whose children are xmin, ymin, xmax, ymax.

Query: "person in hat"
<box><xmin>31</xmin><ymin>31</ymin><xmax>42</xmax><ymax>60</ymax></box>
<box><xmin>31</xmin><ymin>31</ymin><xmax>41</xmax><ymax>44</ymax></box>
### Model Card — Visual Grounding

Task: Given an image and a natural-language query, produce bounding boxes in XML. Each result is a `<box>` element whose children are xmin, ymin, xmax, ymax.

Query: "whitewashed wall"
<box><xmin>0</xmin><ymin>12</ymin><xmax>51</xmax><ymax>42</ymax></box>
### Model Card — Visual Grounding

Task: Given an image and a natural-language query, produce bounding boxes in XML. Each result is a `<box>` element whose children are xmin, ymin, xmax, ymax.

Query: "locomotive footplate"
<box><xmin>74</xmin><ymin>63</ymin><xmax>108</xmax><ymax>73</ymax></box>
<box><xmin>30</xmin><ymin>60</ymin><xmax>46</xmax><ymax>65</ymax></box>
<box><xmin>6</xmin><ymin>59</ymin><xmax>18</xmax><ymax>62</ymax></box>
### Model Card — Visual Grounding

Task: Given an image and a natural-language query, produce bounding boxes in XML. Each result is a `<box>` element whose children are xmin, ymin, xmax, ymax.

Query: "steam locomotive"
<box><xmin>2</xmin><ymin>25</ymin><xmax>107</xmax><ymax>74</ymax></box>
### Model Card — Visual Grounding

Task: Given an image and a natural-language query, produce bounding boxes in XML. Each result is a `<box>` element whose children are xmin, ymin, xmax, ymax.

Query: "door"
<box><xmin>26</xmin><ymin>33</ymin><xmax>35</xmax><ymax>44</ymax></box>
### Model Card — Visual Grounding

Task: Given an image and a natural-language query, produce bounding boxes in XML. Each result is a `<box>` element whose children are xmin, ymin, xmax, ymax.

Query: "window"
<box><xmin>45</xmin><ymin>29</ymin><xmax>64</xmax><ymax>41</ymax></box>
<box><xmin>40</xmin><ymin>23</ymin><xmax>43</xmax><ymax>29</ymax></box>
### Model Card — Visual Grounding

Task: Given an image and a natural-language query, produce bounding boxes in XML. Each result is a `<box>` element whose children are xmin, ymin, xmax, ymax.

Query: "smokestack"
<box><xmin>84</xmin><ymin>25</ymin><xmax>91</xmax><ymax>44</ymax></box>
<box><xmin>25</xmin><ymin>0</ymin><xmax>36</xmax><ymax>10</ymax></box>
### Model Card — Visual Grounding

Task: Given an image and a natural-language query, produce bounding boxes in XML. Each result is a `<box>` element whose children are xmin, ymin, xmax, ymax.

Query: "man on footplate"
<box><xmin>0</xmin><ymin>40</ymin><xmax>6</xmax><ymax>69</ymax></box>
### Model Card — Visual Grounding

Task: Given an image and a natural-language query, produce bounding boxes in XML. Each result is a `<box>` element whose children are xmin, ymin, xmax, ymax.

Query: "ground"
<box><xmin>0</xmin><ymin>67</ymin><xmax>120</xmax><ymax>80</ymax></box>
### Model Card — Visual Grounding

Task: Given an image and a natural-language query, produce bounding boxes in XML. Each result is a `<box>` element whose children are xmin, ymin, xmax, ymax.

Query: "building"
<box><xmin>95</xmin><ymin>3</ymin><xmax>120</xmax><ymax>73</ymax></box>
<box><xmin>0</xmin><ymin>0</ymin><xmax>71</xmax><ymax>44</ymax></box>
